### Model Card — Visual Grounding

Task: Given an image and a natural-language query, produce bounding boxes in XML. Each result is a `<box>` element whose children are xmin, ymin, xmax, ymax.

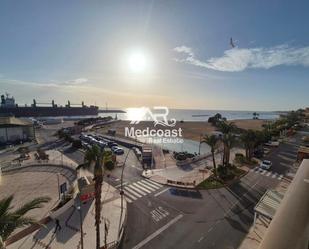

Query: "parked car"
<box><xmin>132</xmin><ymin>147</ymin><xmax>142</xmax><ymax>158</ymax></box>
<box><xmin>111</xmin><ymin>146</ymin><xmax>119</xmax><ymax>152</ymax></box>
<box><xmin>113</xmin><ymin>148</ymin><xmax>124</xmax><ymax>155</ymax></box>
<box><xmin>264</xmin><ymin>141</ymin><xmax>279</xmax><ymax>147</ymax></box>
<box><xmin>108</xmin><ymin>142</ymin><xmax>118</xmax><ymax>148</ymax></box>
<box><xmin>97</xmin><ymin>141</ymin><xmax>107</xmax><ymax>148</ymax></box>
<box><xmin>260</xmin><ymin>160</ymin><xmax>272</xmax><ymax>170</ymax></box>
<box><xmin>81</xmin><ymin>142</ymin><xmax>91</xmax><ymax>149</ymax></box>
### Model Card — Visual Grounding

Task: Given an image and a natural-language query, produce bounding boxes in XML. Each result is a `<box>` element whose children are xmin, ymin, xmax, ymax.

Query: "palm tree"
<box><xmin>222</xmin><ymin>133</ymin><xmax>237</xmax><ymax>166</ymax></box>
<box><xmin>218</xmin><ymin>121</ymin><xmax>236</xmax><ymax>135</ymax></box>
<box><xmin>202</xmin><ymin>135</ymin><xmax>219</xmax><ymax>177</ymax></box>
<box><xmin>218</xmin><ymin>121</ymin><xmax>237</xmax><ymax>166</ymax></box>
<box><xmin>79</xmin><ymin>145</ymin><xmax>105</xmax><ymax>249</ymax></box>
<box><xmin>240</xmin><ymin>130</ymin><xmax>257</xmax><ymax>160</ymax></box>
<box><xmin>0</xmin><ymin>195</ymin><xmax>50</xmax><ymax>248</ymax></box>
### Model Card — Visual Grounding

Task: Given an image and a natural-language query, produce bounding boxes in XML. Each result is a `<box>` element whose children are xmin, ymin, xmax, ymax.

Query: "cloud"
<box><xmin>173</xmin><ymin>44</ymin><xmax>309</xmax><ymax>72</ymax></box>
<box><xmin>64</xmin><ymin>78</ymin><xmax>88</xmax><ymax>85</ymax></box>
<box><xmin>1</xmin><ymin>77</ymin><xmax>89</xmax><ymax>88</ymax></box>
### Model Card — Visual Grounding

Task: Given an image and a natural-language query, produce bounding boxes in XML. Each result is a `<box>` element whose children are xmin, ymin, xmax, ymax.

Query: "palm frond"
<box><xmin>0</xmin><ymin>195</ymin><xmax>50</xmax><ymax>242</ymax></box>
<box><xmin>0</xmin><ymin>195</ymin><xmax>14</xmax><ymax>218</ymax></box>
<box><xmin>2</xmin><ymin>216</ymin><xmax>37</xmax><ymax>240</ymax></box>
<box><xmin>14</xmin><ymin>196</ymin><xmax>51</xmax><ymax>216</ymax></box>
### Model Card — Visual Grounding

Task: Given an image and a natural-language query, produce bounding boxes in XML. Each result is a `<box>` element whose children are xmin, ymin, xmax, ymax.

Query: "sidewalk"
<box><xmin>143</xmin><ymin>148</ymin><xmax>245</xmax><ymax>188</ymax></box>
<box><xmin>7</xmin><ymin>181</ymin><xmax>127</xmax><ymax>249</ymax></box>
<box><xmin>3</xmin><ymin>149</ymin><xmax>127</xmax><ymax>249</ymax></box>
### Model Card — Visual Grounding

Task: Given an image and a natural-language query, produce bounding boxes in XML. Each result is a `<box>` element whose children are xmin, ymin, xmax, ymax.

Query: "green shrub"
<box><xmin>105</xmin><ymin>160</ymin><xmax>115</xmax><ymax>170</ymax></box>
<box><xmin>198</xmin><ymin>176</ymin><xmax>224</xmax><ymax>189</ymax></box>
<box><xmin>175</xmin><ymin>153</ymin><xmax>187</xmax><ymax>161</ymax></box>
<box><xmin>186</xmin><ymin>153</ymin><xmax>195</xmax><ymax>158</ymax></box>
<box><xmin>235</xmin><ymin>153</ymin><xmax>245</xmax><ymax>164</ymax></box>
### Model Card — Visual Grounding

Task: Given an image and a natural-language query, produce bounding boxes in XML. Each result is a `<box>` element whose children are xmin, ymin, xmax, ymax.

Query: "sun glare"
<box><xmin>128</xmin><ymin>51</ymin><xmax>147</xmax><ymax>73</ymax></box>
<box><xmin>126</xmin><ymin>107</ymin><xmax>147</xmax><ymax>121</ymax></box>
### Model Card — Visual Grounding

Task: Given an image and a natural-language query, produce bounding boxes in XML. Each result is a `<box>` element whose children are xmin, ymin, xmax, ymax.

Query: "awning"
<box><xmin>254</xmin><ymin>189</ymin><xmax>284</xmax><ymax>220</ymax></box>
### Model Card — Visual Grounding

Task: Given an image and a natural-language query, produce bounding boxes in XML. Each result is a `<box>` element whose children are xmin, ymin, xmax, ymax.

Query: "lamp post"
<box><xmin>77</xmin><ymin>205</ymin><xmax>84</xmax><ymax>249</ymax></box>
<box><xmin>118</xmin><ymin>147</ymin><xmax>132</xmax><ymax>241</ymax></box>
<box><xmin>56</xmin><ymin>173</ymin><xmax>61</xmax><ymax>199</ymax></box>
<box><xmin>57</xmin><ymin>148</ymin><xmax>63</xmax><ymax>165</ymax></box>
<box><xmin>198</xmin><ymin>134</ymin><xmax>203</xmax><ymax>155</ymax></box>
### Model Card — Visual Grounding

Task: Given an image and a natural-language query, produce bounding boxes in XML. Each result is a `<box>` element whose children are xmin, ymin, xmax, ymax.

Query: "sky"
<box><xmin>0</xmin><ymin>0</ymin><xmax>309</xmax><ymax>111</ymax></box>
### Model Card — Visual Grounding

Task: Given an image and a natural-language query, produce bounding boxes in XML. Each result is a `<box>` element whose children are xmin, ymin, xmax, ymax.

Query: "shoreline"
<box><xmin>96</xmin><ymin>119</ymin><xmax>269</xmax><ymax>142</ymax></box>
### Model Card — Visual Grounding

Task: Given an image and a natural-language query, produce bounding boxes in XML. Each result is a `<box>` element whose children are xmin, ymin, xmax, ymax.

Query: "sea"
<box><xmin>100</xmin><ymin>108</ymin><xmax>280</xmax><ymax>122</ymax></box>
<box><xmin>99</xmin><ymin>108</ymin><xmax>280</xmax><ymax>153</ymax></box>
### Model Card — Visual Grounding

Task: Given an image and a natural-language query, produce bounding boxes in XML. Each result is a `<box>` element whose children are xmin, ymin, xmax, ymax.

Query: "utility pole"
<box><xmin>118</xmin><ymin>148</ymin><xmax>132</xmax><ymax>241</ymax></box>
<box><xmin>77</xmin><ymin>205</ymin><xmax>84</xmax><ymax>249</ymax></box>
<box><xmin>57</xmin><ymin>173</ymin><xmax>60</xmax><ymax>199</ymax></box>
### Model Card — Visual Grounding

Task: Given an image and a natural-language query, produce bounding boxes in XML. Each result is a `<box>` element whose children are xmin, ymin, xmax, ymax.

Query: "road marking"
<box><xmin>260</xmin><ymin>169</ymin><xmax>267</xmax><ymax>175</ymax></box>
<box><xmin>145</xmin><ymin>179</ymin><xmax>163</xmax><ymax>188</ymax></box>
<box><xmin>114</xmin><ymin>182</ymin><xmax>128</xmax><ymax>188</ymax></box>
<box><xmin>278</xmin><ymin>174</ymin><xmax>284</xmax><ymax>180</ymax></box>
<box><xmin>266</xmin><ymin>172</ymin><xmax>272</xmax><ymax>177</ymax></box>
<box><xmin>154</xmin><ymin>188</ymin><xmax>169</xmax><ymax>197</ymax></box>
<box><xmin>155</xmin><ymin>206</ymin><xmax>169</xmax><ymax>217</ymax></box>
<box><xmin>272</xmin><ymin>173</ymin><xmax>278</xmax><ymax>178</ymax></box>
<box><xmin>123</xmin><ymin>191</ymin><xmax>137</xmax><ymax>201</ymax></box>
<box><xmin>150</xmin><ymin>208</ymin><xmax>169</xmax><ymax>222</ymax></box>
<box><xmin>225</xmin><ymin>181</ymin><xmax>259</xmax><ymax>217</ymax></box>
<box><xmin>132</xmin><ymin>214</ymin><xmax>183</xmax><ymax>249</ymax></box>
<box><xmin>125</xmin><ymin>197</ymin><xmax>132</xmax><ymax>203</ymax></box>
<box><xmin>151</xmin><ymin>210</ymin><xmax>162</xmax><ymax>222</ymax></box>
<box><xmin>258</xmin><ymin>168</ymin><xmax>264</xmax><ymax>173</ymax></box>
<box><xmin>136</xmin><ymin>181</ymin><xmax>157</xmax><ymax>191</ymax></box>
<box><xmin>198</xmin><ymin>236</ymin><xmax>204</xmax><ymax>243</ymax></box>
<box><xmin>280</xmin><ymin>162</ymin><xmax>291</xmax><ymax>167</ymax></box>
<box><xmin>131</xmin><ymin>165</ymin><xmax>143</xmax><ymax>171</ymax></box>
<box><xmin>133</xmin><ymin>183</ymin><xmax>151</xmax><ymax>194</ymax></box>
<box><xmin>126</xmin><ymin>184</ymin><xmax>147</xmax><ymax>195</ymax></box>
<box><xmin>250</xmin><ymin>167</ymin><xmax>258</xmax><ymax>172</ymax></box>
<box><xmin>124</xmin><ymin>186</ymin><xmax>142</xmax><ymax>198</ymax></box>
<box><xmin>140</xmin><ymin>180</ymin><xmax>161</xmax><ymax>190</ymax></box>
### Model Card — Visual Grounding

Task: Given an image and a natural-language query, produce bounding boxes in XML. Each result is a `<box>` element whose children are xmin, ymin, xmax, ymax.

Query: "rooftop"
<box><xmin>0</xmin><ymin>116</ymin><xmax>32</xmax><ymax>127</ymax></box>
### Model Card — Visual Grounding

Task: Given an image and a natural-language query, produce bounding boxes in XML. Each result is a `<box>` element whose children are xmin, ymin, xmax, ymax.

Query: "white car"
<box><xmin>264</xmin><ymin>141</ymin><xmax>279</xmax><ymax>147</ymax></box>
<box><xmin>260</xmin><ymin>160</ymin><xmax>272</xmax><ymax>170</ymax></box>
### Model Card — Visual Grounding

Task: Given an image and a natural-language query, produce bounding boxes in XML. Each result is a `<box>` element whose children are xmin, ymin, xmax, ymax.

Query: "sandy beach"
<box><xmin>96</xmin><ymin>119</ymin><xmax>268</xmax><ymax>142</ymax></box>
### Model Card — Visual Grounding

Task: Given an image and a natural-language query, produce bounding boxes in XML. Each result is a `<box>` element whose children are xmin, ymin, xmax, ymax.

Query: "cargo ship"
<box><xmin>0</xmin><ymin>93</ymin><xmax>98</xmax><ymax>117</ymax></box>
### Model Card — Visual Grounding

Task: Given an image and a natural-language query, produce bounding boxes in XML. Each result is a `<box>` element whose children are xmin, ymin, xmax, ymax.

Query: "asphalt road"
<box><xmin>120</xmin><ymin>132</ymin><xmax>304</xmax><ymax>249</ymax></box>
<box><xmin>35</xmin><ymin>126</ymin><xmax>305</xmax><ymax>249</ymax></box>
<box><xmin>262</xmin><ymin>130</ymin><xmax>305</xmax><ymax>176</ymax></box>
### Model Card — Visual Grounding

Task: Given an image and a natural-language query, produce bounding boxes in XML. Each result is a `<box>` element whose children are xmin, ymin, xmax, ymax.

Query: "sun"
<box><xmin>128</xmin><ymin>51</ymin><xmax>147</xmax><ymax>73</ymax></box>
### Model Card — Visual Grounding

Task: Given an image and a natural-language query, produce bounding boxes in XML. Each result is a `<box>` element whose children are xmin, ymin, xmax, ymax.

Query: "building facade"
<box><xmin>0</xmin><ymin>117</ymin><xmax>34</xmax><ymax>144</ymax></box>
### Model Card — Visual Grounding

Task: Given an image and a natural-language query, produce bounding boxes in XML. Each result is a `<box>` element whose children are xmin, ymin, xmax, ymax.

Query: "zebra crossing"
<box><xmin>116</xmin><ymin>179</ymin><xmax>163</xmax><ymax>203</ymax></box>
<box><xmin>250</xmin><ymin>166</ymin><xmax>284</xmax><ymax>180</ymax></box>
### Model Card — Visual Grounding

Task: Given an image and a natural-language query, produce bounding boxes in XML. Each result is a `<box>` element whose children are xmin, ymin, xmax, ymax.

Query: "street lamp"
<box><xmin>117</xmin><ymin>147</ymin><xmax>132</xmax><ymax>241</ymax></box>
<box><xmin>198</xmin><ymin>134</ymin><xmax>203</xmax><ymax>155</ymax></box>
<box><xmin>56</xmin><ymin>173</ymin><xmax>61</xmax><ymax>199</ymax></box>
<box><xmin>77</xmin><ymin>205</ymin><xmax>84</xmax><ymax>249</ymax></box>
<box><xmin>57</xmin><ymin>148</ymin><xmax>63</xmax><ymax>165</ymax></box>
